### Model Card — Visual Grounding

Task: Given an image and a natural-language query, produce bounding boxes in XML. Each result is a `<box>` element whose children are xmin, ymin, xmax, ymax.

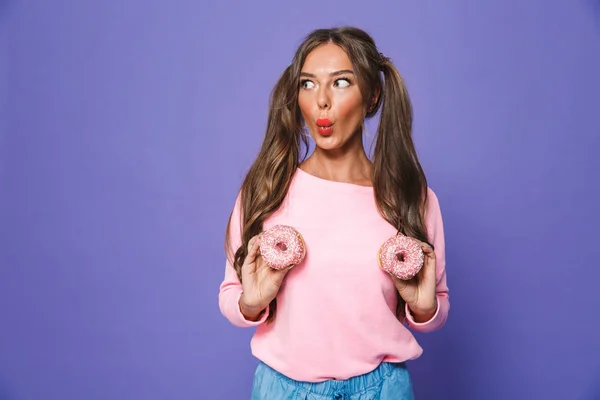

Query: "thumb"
<box><xmin>392</xmin><ymin>274</ymin><xmax>413</xmax><ymax>292</ymax></box>
<box><xmin>269</xmin><ymin>263</ymin><xmax>294</xmax><ymax>282</ymax></box>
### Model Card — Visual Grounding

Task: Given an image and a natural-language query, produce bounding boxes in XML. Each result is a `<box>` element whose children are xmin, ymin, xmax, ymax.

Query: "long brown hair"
<box><xmin>225</xmin><ymin>26</ymin><xmax>431</xmax><ymax>323</ymax></box>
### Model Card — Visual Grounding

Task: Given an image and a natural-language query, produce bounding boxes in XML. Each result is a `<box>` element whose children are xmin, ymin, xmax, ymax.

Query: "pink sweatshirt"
<box><xmin>218</xmin><ymin>168</ymin><xmax>449</xmax><ymax>382</ymax></box>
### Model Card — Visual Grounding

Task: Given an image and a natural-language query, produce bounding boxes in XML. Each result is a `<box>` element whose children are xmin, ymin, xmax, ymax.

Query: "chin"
<box><xmin>313</xmin><ymin>136</ymin><xmax>343</xmax><ymax>151</ymax></box>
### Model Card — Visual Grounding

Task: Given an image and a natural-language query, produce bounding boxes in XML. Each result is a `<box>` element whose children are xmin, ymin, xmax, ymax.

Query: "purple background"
<box><xmin>1</xmin><ymin>1</ymin><xmax>600</xmax><ymax>399</ymax></box>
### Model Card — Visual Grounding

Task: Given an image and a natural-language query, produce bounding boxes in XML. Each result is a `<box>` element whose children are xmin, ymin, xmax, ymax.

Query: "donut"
<box><xmin>378</xmin><ymin>234</ymin><xmax>424</xmax><ymax>280</ymax></box>
<box><xmin>259</xmin><ymin>225</ymin><xmax>306</xmax><ymax>270</ymax></box>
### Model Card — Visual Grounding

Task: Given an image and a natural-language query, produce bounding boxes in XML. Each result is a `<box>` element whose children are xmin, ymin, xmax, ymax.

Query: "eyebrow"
<box><xmin>299</xmin><ymin>69</ymin><xmax>354</xmax><ymax>78</ymax></box>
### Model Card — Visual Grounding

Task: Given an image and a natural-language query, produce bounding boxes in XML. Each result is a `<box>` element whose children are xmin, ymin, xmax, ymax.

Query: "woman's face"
<box><xmin>298</xmin><ymin>43</ymin><xmax>366</xmax><ymax>152</ymax></box>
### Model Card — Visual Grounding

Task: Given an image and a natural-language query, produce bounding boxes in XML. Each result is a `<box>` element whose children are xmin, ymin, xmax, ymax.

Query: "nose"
<box><xmin>316</xmin><ymin>86</ymin><xmax>331</xmax><ymax>110</ymax></box>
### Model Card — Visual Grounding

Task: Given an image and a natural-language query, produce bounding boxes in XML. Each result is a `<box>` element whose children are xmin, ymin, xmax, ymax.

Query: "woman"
<box><xmin>218</xmin><ymin>26</ymin><xmax>449</xmax><ymax>399</ymax></box>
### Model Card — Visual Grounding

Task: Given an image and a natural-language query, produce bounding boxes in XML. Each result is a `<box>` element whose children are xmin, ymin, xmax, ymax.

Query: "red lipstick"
<box><xmin>316</xmin><ymin>118</ymin><xmax>333</xmax><ymax>136</ymax></box>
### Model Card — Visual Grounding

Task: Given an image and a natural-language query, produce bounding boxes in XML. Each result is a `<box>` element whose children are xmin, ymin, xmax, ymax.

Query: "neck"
<box><xmin>302</xmin><ymin>136</ymin><xmax>373</xmax><ymax>186</ymax></box>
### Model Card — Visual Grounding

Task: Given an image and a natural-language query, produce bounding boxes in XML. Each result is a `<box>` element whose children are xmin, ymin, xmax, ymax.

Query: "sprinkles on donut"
<box><xmin>378</xmin><ymin>233</ymin><xmax>424</xmax><ymax>280</ymax></box>
<box><xmin>259</xmin><ymin>225</ymin><xmax>306</xmax><ymax>270</ymax></box>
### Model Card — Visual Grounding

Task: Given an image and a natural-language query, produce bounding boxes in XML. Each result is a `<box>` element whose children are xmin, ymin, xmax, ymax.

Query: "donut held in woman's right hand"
<box><xmin>259</xmin><ymin>225</ymin><xmax>306</xmax><ymax>270</ymax></box>
<box><xmin>378</xmin><ymin>233</ymin><xmax>424</xmax><ymax>280</ymax></box>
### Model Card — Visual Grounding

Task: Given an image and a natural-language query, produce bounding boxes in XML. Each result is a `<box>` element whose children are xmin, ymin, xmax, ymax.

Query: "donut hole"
<box><xmin>276</xmin><ymin>242</ymin><xmax>288</xmax><ymax>252</ymax></box>
<box><xmin>396</xmin><ymin>252</ymin><xmax>406</xmax><ymax>262</ymax></box>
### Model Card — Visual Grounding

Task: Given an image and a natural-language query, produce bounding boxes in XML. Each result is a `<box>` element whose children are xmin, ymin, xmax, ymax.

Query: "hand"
<box><xmin>391</xmin><ymin>240</ymin><xmax>438</xmax><ymax>322</ymax></box>
<box><xmin>238</xmin><ymin>234</ymin><xmax>292</xmax><ymax>320</ymax></box>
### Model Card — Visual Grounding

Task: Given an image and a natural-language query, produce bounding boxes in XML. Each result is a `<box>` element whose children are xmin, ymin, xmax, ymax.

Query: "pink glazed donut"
<box><xmin>259</xmin><ymin>225</ymin><xmax>306</xmax><ymax>270</ymax></box>
<box><xmin>378</xmin><ymin>234</ymin><xmax>424</xmax><ymax>280</ymax></box>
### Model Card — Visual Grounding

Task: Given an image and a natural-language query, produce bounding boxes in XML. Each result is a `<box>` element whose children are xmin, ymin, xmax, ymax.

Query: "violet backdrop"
<box><xmin>1</xmin><ymin>1</ymin><xmax>599</xmax><ymax>399</ymax></box>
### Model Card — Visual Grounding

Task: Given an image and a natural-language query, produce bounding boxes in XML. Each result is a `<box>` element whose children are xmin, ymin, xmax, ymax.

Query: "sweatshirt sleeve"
<box><xmin>218</xmin><ymin>194</ymin><xmax>269</xmax><ymax>327</ymax></box>
<box><xmin>404</xmin><ymin>188</ymin><xmax>450</xmax><ymax>332</ymax></box>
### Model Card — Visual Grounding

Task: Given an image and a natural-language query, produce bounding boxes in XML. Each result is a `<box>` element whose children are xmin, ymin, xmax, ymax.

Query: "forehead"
<box><xmin>301</xmin><ymin>43</ymin><xmax>353</xmax><ymax>73</ymax></box>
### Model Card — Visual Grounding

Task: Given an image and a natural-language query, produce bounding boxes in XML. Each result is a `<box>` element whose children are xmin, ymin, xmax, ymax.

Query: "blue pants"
<box><xmin>251</xmin><ymin>361</ymin><xmax>415</xmax><ymax>399</ymax></box>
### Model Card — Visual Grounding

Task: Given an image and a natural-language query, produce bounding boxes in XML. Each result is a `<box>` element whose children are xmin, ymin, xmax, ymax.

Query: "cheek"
<box><xmin>335</xmin><ymin>94</ymin><xmax>364</xmax><ymax>120</ymax></box>
<box><xmin>297</xmin><ymin>94</ymin><xmax>313</xmax><ymax>119</ymax></box>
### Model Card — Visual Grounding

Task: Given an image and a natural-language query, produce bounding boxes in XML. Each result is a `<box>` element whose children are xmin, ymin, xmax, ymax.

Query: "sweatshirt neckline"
<box><xmin>295</xmin><ymin>167</ymin><xmax>374</xmax><ymax>192</ymax></box>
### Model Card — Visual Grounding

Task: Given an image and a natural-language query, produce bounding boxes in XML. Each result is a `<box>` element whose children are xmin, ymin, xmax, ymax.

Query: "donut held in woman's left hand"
<box><xmin>378</xmin><ymin>234</ymin><xmax>424</xmax><ymax>280</ymax></box>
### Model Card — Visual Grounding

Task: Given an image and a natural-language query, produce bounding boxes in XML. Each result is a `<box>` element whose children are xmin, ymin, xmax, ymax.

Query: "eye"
<box><xmin>300</xmin><ymin>79</ymin><xmax>315</xmax><ymax>89</ymax></box>
<box><xmin>334</xmin><ymin>78</ymin><xmax>351</xmax><ymax>88</ymax></box>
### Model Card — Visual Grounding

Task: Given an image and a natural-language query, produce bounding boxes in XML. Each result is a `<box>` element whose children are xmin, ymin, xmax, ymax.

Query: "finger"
<box><xmin>420</xmin><ymin>248</ymin><xmax>437</xmax><ymax>281</ymax></box>
<box><xmin>419</xmin><ymin>242</ymin><xmax>435</xmax><ymax>259</ymax></box>
<box><xmin>247</xmin><ymin>235</ymin><xmax>260</xmax><ymax>252</ymax></box>
<box><xmin>266</xmin><ymin>263</ymin><xmax>295</xmax><ymax>284</ymax></box>
<box><xmin>392</xmin><ymin>276</ymin><xmax>418</xmax><ymax>299</ymax></box>
<box><xmin>267</xmin><ymin>263</ymin><xmax>292</xmax><ymax>274</ymax></box>
<box><xmin>254</xmin><ymin>252</ymin><xmax>266</xmax><ymax>270</ymax></box>
<box><xmin>393</xmin><ymin>276</ymin><xmax>409</xmax><ymax>290</ymax></box>
<box><xmin>245</xmin><ymin>236</ymin><xmax>261</xmax><ymax>264</ymax></box>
